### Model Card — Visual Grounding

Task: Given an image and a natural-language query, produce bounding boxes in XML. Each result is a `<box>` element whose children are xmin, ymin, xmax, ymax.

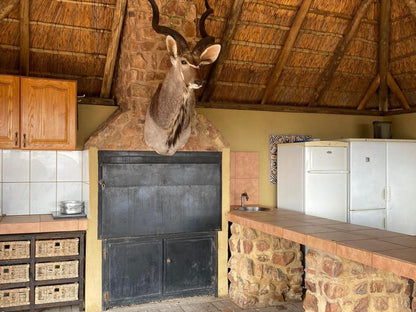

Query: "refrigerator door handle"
<box><xmin>307</xmin><ymin>170</ymin><xmax>349</xmax><ymax>174</ymax></box>
<box><xmin>383</xmin><ymin>186</ymin><xmax>391</xmax><ymax>202</ymax></box>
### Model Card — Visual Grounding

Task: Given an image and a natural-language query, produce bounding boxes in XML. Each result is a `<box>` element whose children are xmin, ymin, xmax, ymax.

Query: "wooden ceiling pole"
<box><xmin>379</xmin><ymin>0</ymin><xmax>391</xmax><ymax>112</ymax></box>
<box><xmin>100</xmin><ymin>0</ymin><xmax>127</xmax><ymax>98</ymax></box>
<box><xmin>357</xmin><ymin>74</ymin><xmax>380</xmax><ymax>110</ymax></box>
<box><xmin>309</xmin><ymin>0</ymin><xmax>373</xmax><ymax>107</ymax></box>
<box><xmin>261</xmin><ymin>0</ymin><xmax>312</xmax><ymax>105</ymax></box>
<box><xmin>387</xmin><ymin>72</ymin><xmax>411</xmax><ymax>110</ymax></box>
<box><xmin>19</xmin><ymin>0</ymin><xmax>29</xmax><ymax>76</ymax></box>
<box><xmin>0</xmin><ymin>0</ymin><xmax>19</xmax><ymax>19</ymax></box>
<box><xmin>200</xmin><ymin>0</ymin><xmax>245</xmax><ymax>102</ymax></box>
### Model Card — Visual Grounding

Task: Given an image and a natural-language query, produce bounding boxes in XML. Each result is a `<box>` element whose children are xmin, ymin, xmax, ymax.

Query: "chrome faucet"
<box><xmin>241</xmin><ymin>192</ymin><xmax>249</xmax><ymax>207</ymax></box>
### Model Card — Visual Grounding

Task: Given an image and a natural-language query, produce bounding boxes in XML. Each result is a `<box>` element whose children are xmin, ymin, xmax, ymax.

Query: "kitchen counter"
<box><xmin>228</xmin><ymin>207</ymin><xmax>416</xmax><ymax>280</ymax></box>
<box><xmin>0</xmin><ymin>214</ymin><xmax>88</xmax><ymax>234</ymax></box>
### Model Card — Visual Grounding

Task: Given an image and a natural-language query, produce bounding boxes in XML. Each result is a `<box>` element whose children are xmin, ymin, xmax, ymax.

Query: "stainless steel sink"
<box><xmin>235</xmin><ymin>206</ymin><xmax>271</xmax><ymax>212</ymax></box>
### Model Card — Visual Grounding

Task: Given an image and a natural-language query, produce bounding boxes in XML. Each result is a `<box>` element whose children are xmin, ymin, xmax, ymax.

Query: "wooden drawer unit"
<box><xmin>0</xmin><ymin>232</ymin><xmax>85</xmax><ymax>312</ymax></box>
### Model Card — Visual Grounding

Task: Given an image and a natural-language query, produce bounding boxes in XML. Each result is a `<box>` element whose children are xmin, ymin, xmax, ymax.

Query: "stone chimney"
<box><xmin>85</xmin><ymin>0</ymin><xmax>228</xmax><ymax>151</ymax></box>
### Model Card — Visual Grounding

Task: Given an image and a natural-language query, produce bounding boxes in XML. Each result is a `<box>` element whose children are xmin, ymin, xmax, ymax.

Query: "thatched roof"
<box><xmin>1</xmin><ymin>0</ymin><xmax>416</xmax><ymax>115</ymax></box>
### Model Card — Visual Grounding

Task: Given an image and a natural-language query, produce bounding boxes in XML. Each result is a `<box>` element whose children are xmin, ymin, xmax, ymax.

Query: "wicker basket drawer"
<box><xmin>0</xmin><ymin>241</ymin><xmax>30</xmax><ymax>260</ymax></box>
<box><xmin>0</xmin><ymin>264</ymin><xmax>30</xmax><ymax>284</ymax></box>
<box><xmin>36</xmin><ymin>261</ymin><xmax>79</xmax><ymax>281</ymax></box>
<box><xmin>35</xmin><ymin>238</ymin><xmax>79</xmax><ymax>257</ymax></box>
<box><xmin>0</xmin><ymin>288</ymin><xmax>30</xmax><ymax>308</ymax></box>
<box><xmin>35</xmin><ymin>283</ymin><xmax>78</xmax><ymax>304</ymax></box>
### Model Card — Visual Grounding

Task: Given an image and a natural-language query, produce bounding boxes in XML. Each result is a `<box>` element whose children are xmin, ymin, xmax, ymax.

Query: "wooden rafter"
<box><xmin>0</xmin><ymin>0</ymin><xmax>19</xmax><ymax>20</ymax></box>
<box><xmin>100</xmin><ymin>0</ymin><xmax>127</xmax><ymax>98</ymax></box>
<box><xmin>200</xmin><ymin>0</ymin><xmax>245</xmax><ymax>102</ymax></box>
<box><xmin>357</xmin><ymin>74</ymin><xmax>380</xmax><ymax>110</ymax></box>
<box><xmin>20</xmin><ymin>0</ymin><xmax>29</xmax><ymax>76</ymax></box>
<box><xmin>261</xmin><ymin>0</ymin><xmax>312</xmax><ymax>105</ymax></box>
<box><xmin>387</xmin><ymin>72</ymin><xmax>411</xmax><ymax>110</ymax></box>
<box><xmin>309</xmin><ymin>0</ymin><xmax>373</xmax><ymax>107</ymax></box>
<box><xmin>379</xmin><ymin>0</ymin><xmax>391</xmax><ymax>112</ymax></box>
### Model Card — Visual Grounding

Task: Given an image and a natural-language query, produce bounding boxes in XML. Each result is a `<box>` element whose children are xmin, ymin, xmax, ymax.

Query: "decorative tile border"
<box><xmin>269</xmin><ymin>134</ymin><xmax>312</xmax><ymax>184</ymax></box>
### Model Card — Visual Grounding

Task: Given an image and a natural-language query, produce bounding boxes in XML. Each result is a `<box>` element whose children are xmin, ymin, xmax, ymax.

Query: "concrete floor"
<box><xmin>42</xmin><ymin>296</ymin><xmax>304</xmax><ymax>312</ymax></box>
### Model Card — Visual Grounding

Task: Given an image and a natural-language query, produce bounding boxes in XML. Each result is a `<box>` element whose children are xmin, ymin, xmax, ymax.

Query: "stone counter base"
<box><xmin>228</xmin><ymin>223</ymin><xmax>303</xmax><ymax>308</ymax></box>
<box><xmin>304</xmin><ymin>248</ymin><xmax>413</xmax><ymax>312</ymax></box>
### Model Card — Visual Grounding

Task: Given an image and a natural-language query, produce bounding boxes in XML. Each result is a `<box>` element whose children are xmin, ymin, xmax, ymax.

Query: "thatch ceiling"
<box><xmin>1</xmin><ymin>0</ymin><xmax>416</xmax><ymax>115</ymax></box>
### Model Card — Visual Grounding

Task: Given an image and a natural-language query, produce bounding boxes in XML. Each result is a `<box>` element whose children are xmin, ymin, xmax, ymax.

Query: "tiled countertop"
<box><xmin>228</xmin><ymin>207</ymin><xmax>416</xmax><ymax>280</ymax></box>
<box><xmin>0</xmin><ymin>214</ymin><xmax>88</xmax><ymax>234</ymax></box>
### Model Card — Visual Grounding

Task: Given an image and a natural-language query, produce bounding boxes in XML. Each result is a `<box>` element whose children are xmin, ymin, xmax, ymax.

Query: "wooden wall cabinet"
<box><xmin>0</xmin><ymin>232</ymin><xmax>85</xmax><ymax>312</ymax></box>
<box><xmin>0</xmin><ymin>75</ymin><xmax>76</xmax><ymax>150</ymax></box>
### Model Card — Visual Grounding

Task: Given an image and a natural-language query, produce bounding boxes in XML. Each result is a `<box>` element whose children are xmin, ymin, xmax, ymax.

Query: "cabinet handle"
<box><xmin>23</xmin><ymin>133</ymin><xmax>27</xmax><ymax>148</ymax></box>
<box><xmin>166</xmin><ymin>258</ymin><xmax>172</xmax><ymax>264</ymax></box>
<box><xmin>14</xmin><ymin>132</ymin><xmax>18</xmax><ymax>146</ymax></box>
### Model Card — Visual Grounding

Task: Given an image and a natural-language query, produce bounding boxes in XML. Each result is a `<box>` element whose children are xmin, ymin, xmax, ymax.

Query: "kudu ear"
<box><xmin>166</xmin><ymin>35</ymin><xmax>178</xmax><ymax>59</ymax></box>
<box><xmin>199</xmin><ymin>44</ymin><xmax>221</xmax><ymax>65</ymax></box>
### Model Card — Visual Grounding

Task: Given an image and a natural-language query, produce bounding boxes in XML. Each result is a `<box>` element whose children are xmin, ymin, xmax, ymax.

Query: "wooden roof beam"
<box><xmin>20</xmin><ymin>0</ymin><xmax>29</xmax><ymax>76</ymax></box>
<box><xmin>387</xmin><ymin>72</ymin><xmax>411</xmax><ymax>110</ymax></box>
<box><xmin>261</xmin><ymin>0</ymin><xmax>312</xmax><ymax>105</ymax></box>
<box><xmin>200</xmin><ymin>0</ymin><xmax>245</xmax><ymax>102</ymax></box>
<box><xmin>357</xmin><ymin>74</ymin><xmax>380</xmax><ymax>110</ymax></box>
<box><xmin>309</xmin><ymin>0</ymin><xmax>373</xmax><ymax>107</ymax></box>
<box><xmin>379</xmin><ymin>0</ymin><xmax>390</xmax><ymax>112</ymax></box>
<box><xmin>100</xmin><ymin>0</ymin><xmax>127</xmax><ymax>98</ymax></box>
<box><xmin>0</xmin><ymin>0</ymin><xmax>19</xmax><ymax>19</ymax></box>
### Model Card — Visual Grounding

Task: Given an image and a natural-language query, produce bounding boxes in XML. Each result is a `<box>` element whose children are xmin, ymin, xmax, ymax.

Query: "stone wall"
<box><xmin>304</xmin><ymin>248</ymin><xmax>413</xmax><ymax>312</ymax></box>
<box><xmin>84</xmin><ymin>0</ymin><xmax>227</xmax><ymax>151</ymax></box>
<box><xmin>228</xmin><ymin>223</ymin><xmax>303</xmax><ymax>308</ymax></box>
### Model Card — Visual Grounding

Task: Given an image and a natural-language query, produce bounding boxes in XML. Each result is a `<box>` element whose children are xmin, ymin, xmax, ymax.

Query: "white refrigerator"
<box><xmin>346</xmin><ymin>139</ymin><xmax>416</xmax><ymax>235</ymax></box>
<box><xmin>277</xmin><ymin>141</ymin><xmax>348</xmax><ymax>222</ymax></box>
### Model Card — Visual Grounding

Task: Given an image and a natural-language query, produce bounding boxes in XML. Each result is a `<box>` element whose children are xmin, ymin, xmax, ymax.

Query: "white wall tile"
<box><xmin>30</xmin><ymin>183</ymin><xmax>57</xmax><ymax>214</ymax></box>
<box><xmin>31</xmin><ymin>151</ymin><xmax>57</xmax><ymax>182</ymax></box>
<box><xmin>82</xmin><ymin>150</ymin><xmax>89</xmax><ymax>183</ymax></box>
<box><xmin>57</xmin><ymin>151</ymin><xmax>82</xmax><ymax>181</ymax></box>
<box><xmin>3</xmin><ymin>183</ymin><xmax>30</xmax><ymax>215</ymax></box>
<box><xmin>3</xmin><ymin>150</ymin><xmax>30</xmax><ymax>182</ymax></box>
<box><xmin>57</xmin><ymin>182</ymin><xmax>82</xmax><ymax>210</ymax></box>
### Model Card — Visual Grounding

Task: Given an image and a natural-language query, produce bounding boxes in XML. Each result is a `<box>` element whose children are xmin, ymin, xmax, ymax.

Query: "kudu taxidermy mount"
<box><xmin>144</xmin><ymin>0</ymin><xmax>221</xmax><ymax>156</ymax></box>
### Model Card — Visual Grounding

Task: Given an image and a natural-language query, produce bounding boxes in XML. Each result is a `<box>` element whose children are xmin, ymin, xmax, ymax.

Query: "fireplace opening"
<box><xmin>98</xmin><ymin>151</ymin><xmax>222</xmax><ymax>309</ymax></box>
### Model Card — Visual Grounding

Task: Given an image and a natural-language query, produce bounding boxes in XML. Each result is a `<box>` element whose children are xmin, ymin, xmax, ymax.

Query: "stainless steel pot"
<box><xmin>59</xmin><ymin>200</ymin><xmax>84</xmax><ymax>214</ymax></box>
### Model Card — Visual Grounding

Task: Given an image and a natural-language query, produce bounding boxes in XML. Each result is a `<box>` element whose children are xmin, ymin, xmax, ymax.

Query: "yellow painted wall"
<box><xmin>389</xmin><ymin>113</ymin><xmax>416</xmax><ymax>139</ymax></box>
<box><xmin>197</xmin><ymin>108</ymin><xmax>386</xmax><ymax>208</ymax></box>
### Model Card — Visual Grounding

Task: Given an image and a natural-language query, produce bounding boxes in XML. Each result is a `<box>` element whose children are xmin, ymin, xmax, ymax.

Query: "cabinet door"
<box><xmin>0</xmin><ymin>75</ymin><xmax>20</xmax><ymax>149</ymax></box>
<box><xmin>350</xmin><ymin>142</ymin><xmax>386</xmax><ymax>210</ymax></box>
<box><xmin>164</xmin><ymin>235</ymin><xmax>215</xmax><ymax>296</ymax></box>
<box><xmin>104</xmin><ymin>238</ymin><xmax>163</xmax><ymax>309</ymax></box>
<box><xmin>20</xmin><ymin>77</ymin><xmax>76</xmax><ymax>150</ymax></box>
<box><xmin>386</xmin><ymin>142</ymin><xmax>416</xmax><ymax>235</ymax></box>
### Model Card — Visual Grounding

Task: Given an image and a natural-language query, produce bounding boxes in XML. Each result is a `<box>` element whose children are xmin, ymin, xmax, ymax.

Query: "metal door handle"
<box><xmin>166</xmin><ymin>258</ymin><xmax>171</xmax><ymax>264</ymax></box>
<box><xmin>23</xmin><ymin>133</ymin><xmax>26</xmax><ymax>147</ymax></box>
<box><xmin>98</xmin><ymin>180</ymin><xmax>106</xmax><ymax>190</ymax></box>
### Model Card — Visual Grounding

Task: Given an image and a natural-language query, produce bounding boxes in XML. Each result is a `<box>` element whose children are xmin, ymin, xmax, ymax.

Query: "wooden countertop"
<box><xmin>0</xmin><ymin>214</ymin><xmax>88</xmax><ymax>234</ymax></box>
<box><xmin>228</xmin><ymin>208</ymin><xmax>416</xmax><ymax>280</ymax></box>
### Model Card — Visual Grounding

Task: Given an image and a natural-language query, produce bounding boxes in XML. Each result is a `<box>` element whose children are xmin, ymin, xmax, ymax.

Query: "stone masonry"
<box><xmin>228</xmin><ymin>223</ymin><xmax>303</xmax><ymax>309</ymax></box>
<box><xmin>304</xmin><ymin>248</ymin><xmax>413</xmax><ymax>312</ymax></box>
<box><xmin>85</xmin><ymin>0</ymin><xmax>228</xmax><ymax>151</ymax></box>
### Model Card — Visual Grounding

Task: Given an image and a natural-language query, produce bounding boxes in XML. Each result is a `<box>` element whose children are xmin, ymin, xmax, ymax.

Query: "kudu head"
<box><xmin>144</xmin><ymin>0</ymin><xmax>221</xmax><ymax>156</ymax></box>
<box><xmin>148</xmin><ymin>0</ymin><xmax>220</xmax><ymax>89</ymax></box>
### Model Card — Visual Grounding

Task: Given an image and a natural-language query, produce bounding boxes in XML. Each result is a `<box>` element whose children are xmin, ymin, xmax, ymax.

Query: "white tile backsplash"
<box><xmin>30</xmin><ymin>183</ymin><xmax>57</xmax><ymax>214</ymax></box>
<box><xmin>0</xmin><ymin>150</ymin><xmax>89</xmax><ymax>216</ymax></box>
<box><xmin>3</xmin><ymin>150</ymin><xmax>30</xmax><ymax>182</ymax></box>
<box><xmin>57</xmin><ymin>151</ymin><xmax>82</xmax><ymax>181</ymax></box>
<box><xmin>31</xmin><ymin>151</ymin><xmax>57</xmax><ymax>182</ymax></box>
<box><xmin>3</xmin><ymin>183</ymin><xmax>30</xmax><ymax>215</ymax></box>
